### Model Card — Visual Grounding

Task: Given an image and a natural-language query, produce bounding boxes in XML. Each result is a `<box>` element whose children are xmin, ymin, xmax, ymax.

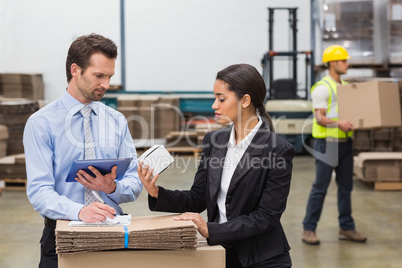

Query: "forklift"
<box><xmin>261</xmin><ymin>7</ymin><xmax>314</xmax><ymax>153</ymax></box>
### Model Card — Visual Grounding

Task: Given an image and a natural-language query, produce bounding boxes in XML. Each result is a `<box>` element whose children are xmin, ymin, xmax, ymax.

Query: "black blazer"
<box><xmin>149</xmin><ymin>121</ymin><xmax>295</xmax><ymax>267</ymax></box>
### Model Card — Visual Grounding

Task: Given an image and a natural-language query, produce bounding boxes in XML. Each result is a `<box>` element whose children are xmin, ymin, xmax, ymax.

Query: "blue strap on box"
<box><xmin>124</xmin><ymin>226</ymin><xmax>129</xmax><ymax>248</ymax></box>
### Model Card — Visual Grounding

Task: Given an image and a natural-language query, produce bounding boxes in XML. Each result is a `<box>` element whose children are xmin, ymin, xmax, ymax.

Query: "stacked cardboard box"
<box><xmin>354</xmin><ymin>128</ymin><xmax>396</xmax><ymax>154</ymax></box>
<box><xmin>354</xmin><ymin>152</ymin><xmax>402</xmax><ymax>182</ymax></box>
<box><xmin>342</xmin><ymin>78</ymin><xmax>402</xmax><ymax>155</ymax></box>
<box><xmin>339</xmin><ymin>78</ymin><xmax>402</xmax><ymax>188</ymax></box>
<box><xmin>321</xmin><ymin>0</ymin><xmax>388</xmax><ymax>64</ymax></box>
<box><xmin>0</xmin><ymin>154</ymin><xmax>26</xmax><ymax>179</ymax></box>
<box><xmin>157</xmin><ymin>97</ymin><xmax>181</xmax><ymax>138</ymax></box>
<box><xmin>372</xmin><ymin>128</ymin><xmax>394</xmax><ymax>151</ymax></box>
<box><xmin>165</xmin><ymin>131</ymin><xmax>199</xmax><ymax>148</ymax></box>
<box><xmin>56</xmin><ymin>215</ymin><xmax>197</xmax><ymax>254</ymax></box>
<box><xmin>0</xmin><ymin>100</ymin><xmax>39</xmax><ymax>155</ymax></box>
<box><xmin>393</xmin><ymin>127</ymin><xmax>402</xmax><ymax>151</ymax></box>
<box><xmin>353</xmin><ymin>130</ymin><xmax>372</xmax><ymax>153</ymax></box>
<box><xmin>58</xmin><ymin>241</ymin><xmax>225</xmax><ymax>268</ymax></box>
<box><xmin>0</xmin><ymin>73</ymin><xmax>44</xmax><ymax>100</ymax></box>
<box><xmin>194</xmin><ymin>122</ymin><xmax>225</xmax><ymax>146</ymax></box>
<box><xmin>0</xmin><ymin>125</ymin><xmax>9</xmax><ymax>158</ymax></box>
<box><xmin>117</xmin><ymin>95</ymin><xmax>180</xmax><ymax>140</ymax></box>
<box><xmin>388</xmin><ymin>0</ymin><xmax>402</xmax><ymax>63</ymax></box>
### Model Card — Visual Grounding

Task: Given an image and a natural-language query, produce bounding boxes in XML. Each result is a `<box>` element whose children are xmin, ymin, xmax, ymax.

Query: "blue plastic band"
<box><xmin>124</xmin><ymin>226</ymin><xmax>129</xmax><ymax>248</ymax></box>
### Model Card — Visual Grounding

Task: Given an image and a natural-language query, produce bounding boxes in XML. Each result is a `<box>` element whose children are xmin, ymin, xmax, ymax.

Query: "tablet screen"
<box><xmin>65</xmin><ymin>158</ymin><xmax>132</xmax><ymax>182</ymax></box>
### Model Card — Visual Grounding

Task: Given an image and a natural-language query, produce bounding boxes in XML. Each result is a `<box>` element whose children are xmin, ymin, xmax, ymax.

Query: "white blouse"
<box><xmin>217</xmin><ymin>117</ymin><xmax>263</xmax><ymax>223</ymax></box>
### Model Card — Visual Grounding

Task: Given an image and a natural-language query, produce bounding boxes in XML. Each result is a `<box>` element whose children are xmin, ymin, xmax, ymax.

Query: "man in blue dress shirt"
<box><xmin>23</xmin><ymin>33</ymin><xmax>142</xmax><ymax>268</ymax></box>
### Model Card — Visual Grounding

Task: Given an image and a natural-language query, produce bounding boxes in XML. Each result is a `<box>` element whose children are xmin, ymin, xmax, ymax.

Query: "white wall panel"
<box><xmin>0</xmin><ymin>0</ymin><xmax>311</xmax><ymax>102</ymax></box>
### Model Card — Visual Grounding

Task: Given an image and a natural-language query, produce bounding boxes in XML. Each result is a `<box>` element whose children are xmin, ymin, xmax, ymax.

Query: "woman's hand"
<box><xmin>174</xmin><ymin>212</ymin><xmax>209</xmax><ymax>239</ymax></box>
<box><xmin>137</xmin><ymin>161</ymin><xmax>159</xmax><ymax>198</ymax></box>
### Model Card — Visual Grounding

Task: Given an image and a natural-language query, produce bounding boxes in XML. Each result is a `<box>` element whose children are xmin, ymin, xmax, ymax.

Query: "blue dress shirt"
<box><xmin>23</xmin><ymin>90</ymin><xmax>142</xmax><ymax>220</ymax></box>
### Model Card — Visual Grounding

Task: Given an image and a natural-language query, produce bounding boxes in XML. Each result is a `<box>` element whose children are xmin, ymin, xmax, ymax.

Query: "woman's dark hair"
<box><xmin>216</xmin><ymin>64</ymin><xmax>274</xmax><ymax>132</ymax></box>
<box><xmin>66</xmin><ymin>33</ymin><xmax>118</xmax><ymax>83</ymax></box>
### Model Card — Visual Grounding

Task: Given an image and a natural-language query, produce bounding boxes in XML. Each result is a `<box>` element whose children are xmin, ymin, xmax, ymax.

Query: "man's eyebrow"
<box><xmin>95</xmin><ymin>72</ymin><xmax>114</xmax><ymax>77</ymax></box>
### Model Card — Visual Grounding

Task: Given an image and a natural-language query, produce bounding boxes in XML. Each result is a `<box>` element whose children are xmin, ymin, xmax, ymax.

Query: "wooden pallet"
<box><xmin>360</xmin><ymin>180</ymin><xmax>402</xmax><ymax>191</ymax></box>
<box><xmin>0</xmin><ymin>178</ymin><xmax>27</xmax><ymax>190</ymax></box>
<box><xmin>166</xmin><ymin>147</ymin><xmax>202</xmax><ymax>157</ymax></box>
<box><xmin>372</xmin><ymin>182</ymin><xmax>402</xmax><ymax>191</ymax></box>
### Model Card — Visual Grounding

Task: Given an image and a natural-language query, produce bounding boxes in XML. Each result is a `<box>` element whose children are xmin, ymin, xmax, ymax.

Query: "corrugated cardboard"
<box><xmin>56</xmin><ymin>215</ymin><xmax>198</xmax><ymax>253</ymax></box>
<box><xmin>338</xmin><ymin>81</ymin><xmax>402</xmax><ymax>129</ymax></box>
<box><xmin>377</xmin><ymin>166</ymin><xmax>401</xmax><ymax>182</ymax></box>
<box><xmin>0</xmin><ymin>73</ymin><xmax>44</xmax><ymax>100</ymax></box>
<box><xmin>354</xmin><ymin>152</ymin><xmax>402</xmax><ymax>181</ymax></box>
<box><xmin>0</xmin><ymin>154</ymin><xmax>26</xmax><ymax>178</ymax></box>
<box><xmin>59</xmin><ymin>242</ymin><xmax>225</xmax><ymax>268</ymax></box>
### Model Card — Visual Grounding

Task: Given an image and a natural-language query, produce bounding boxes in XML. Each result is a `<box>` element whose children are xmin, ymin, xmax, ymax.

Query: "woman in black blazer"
<box><xmin>139</xmin><ymin>64</ymin><xmax>295</xmax><ymax>268</ymax></box>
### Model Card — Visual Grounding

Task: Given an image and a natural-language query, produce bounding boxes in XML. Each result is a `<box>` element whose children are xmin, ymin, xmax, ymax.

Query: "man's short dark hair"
<box><xmin>66</xmin><ymin>33</ymin><xmax>118</xmax><ymax>83</ymax></box>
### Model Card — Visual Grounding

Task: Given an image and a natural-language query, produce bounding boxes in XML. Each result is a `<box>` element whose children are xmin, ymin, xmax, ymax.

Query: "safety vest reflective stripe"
<box><xmin>321</xmin><ymin>79</ymin><xmax>338</xmax><ymax>119</ymax></box>
<box><xmin>311</xmin><ymin>76</ymin><xmax>353</xmax><ymax>139</ymax></box>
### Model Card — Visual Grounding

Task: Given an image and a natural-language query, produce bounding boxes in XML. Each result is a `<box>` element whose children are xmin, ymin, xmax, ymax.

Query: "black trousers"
<box><xmin>39</xmin><ymin>218</ymin><xmax>57</xmax><ymax>268</ymax></box>
<box><xmin>225</xmin><ymin>246</ymin><xmax>292</xmax><ymax>268</ymax></box>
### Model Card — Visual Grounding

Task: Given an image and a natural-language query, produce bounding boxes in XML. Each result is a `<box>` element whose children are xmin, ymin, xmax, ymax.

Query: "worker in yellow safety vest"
<box><xmin>302</xmin><ymin>45</ymin><xmax>367</xmax><ymax>245</ymax></box>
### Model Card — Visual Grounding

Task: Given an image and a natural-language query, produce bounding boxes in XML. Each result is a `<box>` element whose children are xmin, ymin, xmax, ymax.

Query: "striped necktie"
<box><xmin>80</xmin><ymin>106</ymin><xmax>99</xmax><ymax>205</ymax></box>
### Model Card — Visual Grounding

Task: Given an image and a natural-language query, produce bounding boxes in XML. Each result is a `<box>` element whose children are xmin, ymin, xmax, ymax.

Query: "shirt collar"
<box><xmin>228</xmin><ymin>115</ymin><xmax>263</xmax><ymax>148</ymax></box>
<box><xmin>326</xmin><ymin>75</ymin><xmax>342</xmax><ymax>85</ymax></box>
<box><xmin>61</xmin><ymin>90</ymin><xmax>99</xmax><ymax>116</ymax></box>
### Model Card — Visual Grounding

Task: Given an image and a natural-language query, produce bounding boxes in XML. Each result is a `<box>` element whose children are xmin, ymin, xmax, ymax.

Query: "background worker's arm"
<box><xmin>314</xmin><ymin>108</ymin><xmax>354</xmax><ymax>132</ymax></box>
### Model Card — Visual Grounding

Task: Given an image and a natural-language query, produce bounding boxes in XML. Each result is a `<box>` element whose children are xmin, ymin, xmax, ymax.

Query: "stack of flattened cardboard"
<box><xmin>0</xmin><ymin>73</ymin><xmax>44</xmax><ymax>100</ymax></box>
<box><xmin>0</xmin><ymin>153</ymin><xmax>26</xmax><ymax>179</ymax></box>
<box><xmin>354</xmin><ymin>152</ymin><xmax>402</xmax><ymax>182</ymax></box>
<box><xmin>0</xmin><ymin>125</ymin><xmax>9</xmax><ymax>158</ymax></box>
<box><xmin>0</xmin><ymin>100</ymin><xmax>39</xmax><ymax>155</ymax></box>
<box><xmin>56</xmin><ymin>215</ymin><xmax>198</xmax><ymax>254</ymax></box>
<box><xmin>117</xmin><ymin>95</ymin><xmax>180</xmax><ymax>140</ymax></box>
<box><xmin>389</xmin><ymin>0</ymin><xmax>402</xmax><ymax>64</ymax></box>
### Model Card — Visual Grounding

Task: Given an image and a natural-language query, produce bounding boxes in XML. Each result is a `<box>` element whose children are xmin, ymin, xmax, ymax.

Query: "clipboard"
<box><xmin>65</xmin><ymin>158</ymin><xmax>132</xmax><ymax>182</ymax></box>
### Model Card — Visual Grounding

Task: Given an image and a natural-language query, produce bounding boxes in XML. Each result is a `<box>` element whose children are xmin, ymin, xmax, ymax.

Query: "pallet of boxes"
<box><xmin>339</xmin><ymin>78</ymin><xmax>402</xmax><ymax>190</ymax></box>
<box><xmin>116</xmin><ymin>94</ymin><xmax>224</xmax><ymax>157</ymax></box>
<box><xmin>0</xmin><ymin>73</ymin><xmax>43</xmax><ymax>193</ymax></box>
<box><xmin>56</xmin><ymin>215</ymin><xmax>225</xmax><ymax>268</ymax></box>
<box><xmin>116</xmin><ymin>95</ymin><xmax>182</xmax><ymax>150</ymax></box>
<box><xmin>165</xmin><ymin>120</ymin><xmax>224</xmax><ymax>157</ymax></box>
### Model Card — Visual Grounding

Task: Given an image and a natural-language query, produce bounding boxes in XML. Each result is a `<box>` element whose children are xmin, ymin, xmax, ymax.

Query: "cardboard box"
<box><xmin>56</xmin><ymin>215</ymin><xmax>198</xmax><ymax>253</ymax></box>
<box><xmin>59</xmin><ymin>242</ymin><xmax>225</xmax><ymax>268</ymax></box>
<box><xmin>354</xmin><ymin>152</ymin><xmax>402</xmax><ymax>182</ymax></box>
<box><xmin>57</xmin><ymin>214</ymin><xmax>225</xmax><ymax>268</ymax></box>
<box><xmin>338</xmin><ymin>81</ymin><xmax>402</xmax><ymax>129</ymax></box>
<box><xmin>0</xmin><ymin>73</ymin><xmax>44</xmax><ymax>100</ymax></box>
<box><xmin>0</xmin><ymin>154</ymin><xmax>26</xmax><ymax>178</ymax></box>
<box><xmin>117</xmin><ymin>95</ymin><xmax>139</xmax><ymax>108</ymax></box>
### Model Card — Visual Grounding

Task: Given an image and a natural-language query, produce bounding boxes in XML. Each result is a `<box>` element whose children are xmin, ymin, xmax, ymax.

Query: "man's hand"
<box><xmin>75</xmin><ymin>166</ymin><xmax>117</xmax><ymax>194</ymax></box>
<box><xmin>315</xmin><ymin>109</ymin><xmax>354</xmax><ymax>132</ymax></box>
<box><xmin>78</xmin><ymin>202</ymin><xmax>116</xmax><ymax>223</ymax></box>
<box><xmin>337</xmin><ymin>120</ymin><xmax>354</xmax><ymax>133</ymax></box>
<box><xmin>173</xmin><ymin>213</ymin><xmax>209</xmax><ymax>239</ymax></box>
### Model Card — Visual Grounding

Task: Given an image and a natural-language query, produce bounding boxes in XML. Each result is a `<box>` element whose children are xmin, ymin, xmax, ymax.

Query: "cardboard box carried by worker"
<box><xmin>338</xmin><ymin>81</ymin><xmax>402</xmax><ymax>129</ymax></box>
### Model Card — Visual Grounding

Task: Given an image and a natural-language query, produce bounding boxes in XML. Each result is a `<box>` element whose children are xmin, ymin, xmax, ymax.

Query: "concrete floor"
<box><xmin>1</xmin><ymin>155</ymin><xmax>402</xmax><ymax>268</ymax></box>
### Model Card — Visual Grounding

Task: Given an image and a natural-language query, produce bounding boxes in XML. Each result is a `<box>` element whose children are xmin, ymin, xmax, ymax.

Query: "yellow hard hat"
<box><xmin>322</xmin><ymin>45</ymin><xmax>351</xmax><ymax>63</ymax></box>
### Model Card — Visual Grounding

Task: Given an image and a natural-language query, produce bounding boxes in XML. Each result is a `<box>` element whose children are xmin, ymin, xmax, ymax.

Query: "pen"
<box><xmin>91</xmin><ymin>190</ymin><xmax>117</xmax><ymax>216</ymax></box>
<box><xmin>91</xmin><ymin>190</ymin><xmax>105</xmax><ymax>204</ymax></box>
